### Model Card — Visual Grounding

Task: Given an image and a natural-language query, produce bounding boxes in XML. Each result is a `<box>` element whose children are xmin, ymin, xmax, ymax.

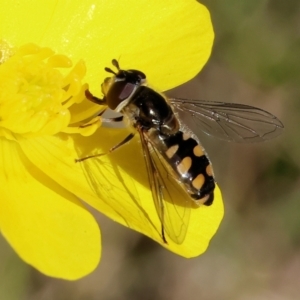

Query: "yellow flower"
<box><xmin>0</xmin><ymin>0</ymin><xmax>224</xmax><ymax>280</ymax></box>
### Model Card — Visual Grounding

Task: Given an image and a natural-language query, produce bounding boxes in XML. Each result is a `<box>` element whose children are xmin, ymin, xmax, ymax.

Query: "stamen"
<box><xmin>0</xmin><ymin>42</ymin><xmax>100</xmax><ymax>139</ymax></box>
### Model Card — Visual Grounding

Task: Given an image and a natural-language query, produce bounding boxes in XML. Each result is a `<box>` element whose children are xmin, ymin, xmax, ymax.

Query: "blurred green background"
<box><xmin>1</xmin><ymin>1</ymin><xmax>299</xmax><ymax>299</ymax></box>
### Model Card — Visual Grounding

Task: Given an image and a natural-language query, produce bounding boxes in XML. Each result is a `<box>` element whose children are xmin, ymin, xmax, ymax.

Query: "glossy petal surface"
<box><xmin>0</xmin><ymin>0</ymin><xmax>221</xmax><ymax>267</ymax></box>
<box><xmin>0</xmin><ymin>138</ymin><xmax>100</xmax><ymax>279</ymax></box>
<box><xmin>20</xmin><ymin>128</ymin><xmax>223</xmax><ymax>257</ymax></box>
<box><xmin>0</xmin><ymin>0</ymin><xmax>214</xmax><ymax>91</ymax></box>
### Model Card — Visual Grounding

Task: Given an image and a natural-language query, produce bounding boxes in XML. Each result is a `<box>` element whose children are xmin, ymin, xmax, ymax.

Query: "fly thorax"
<box><xmin>122</xmin><ymin>103</ymin><xmax>140</xmax><ymax>127</ymax></box>
<box><xmin>160</xmin><ymin>113</ymin><xmax>180</xmax><ymax>135</ymax></box>
<box><xmin>131</xmin><ymin>86</ymin><xmax>179</xmax><ymax>132</ymax></box>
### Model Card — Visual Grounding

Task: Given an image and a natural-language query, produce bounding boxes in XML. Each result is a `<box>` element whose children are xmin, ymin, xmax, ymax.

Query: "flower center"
<box><xmin>0</xmin><ymin>42</ymin><xmax>98</xmax><ymax>140</ymax></box>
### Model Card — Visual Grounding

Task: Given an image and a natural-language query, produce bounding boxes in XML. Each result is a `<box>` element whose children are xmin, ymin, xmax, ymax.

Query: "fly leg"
<box><xmin>80</xmin><ymin>89</ymin><xmax>124</xmax><ymax>128</ymax></box>
<box><xmin>85</xmin><ymin>89</ymin><xmax>106</xmax><ymax>105</ymax></box>
<box><xmin>78</xmin><ymin>108</ymin><xmax>107</xmax><ymax>129</ymax></box>
<box><xmin>79</xmin><ymin>108</ymin><xmax>124</xmax><ymax>129</ymax></box>
<box><xmin>76</xmin><ymin>88</ymin><xmax>129</xmax><ymax>162</ymax></box>
<box><xmin>75</xmin><ymin>133</ymin><xmax>135</xmax><ymax>162</ymax></box>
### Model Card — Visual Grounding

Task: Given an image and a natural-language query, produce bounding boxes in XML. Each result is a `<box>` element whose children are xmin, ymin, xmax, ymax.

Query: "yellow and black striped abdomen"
<box><xmin>164</xmin><ymin>131</ymin><xmax>215</xmax><ymax>205</ymax></box>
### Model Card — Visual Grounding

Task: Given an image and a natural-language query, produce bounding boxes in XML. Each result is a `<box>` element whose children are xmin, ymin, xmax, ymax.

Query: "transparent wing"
<box><xmin>76</xmin><ymin>128</ymin><xmax>162</xmax><ymax>241</ymax></box>
<box><xmin>170</xmin><ymin>98</ymin><xmax>284</xmax><ymax>142</ymax></box>
<box><xmin>137</xmin><ymin>126</ymin><xmax>191</xmax><ymax>244</ymax></box>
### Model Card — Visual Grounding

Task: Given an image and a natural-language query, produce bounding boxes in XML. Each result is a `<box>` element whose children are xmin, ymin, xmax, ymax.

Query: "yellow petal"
<box><xmin>19</xmin><ymin>128</ymin><xmax>223</xmax><ymax>257</ymax></box>
<box><xmin>0</xmin><ymin>138</ymin><xmax>100</xmax><ymax>280</ymax></box>
<box><xmin>1</xmin><ymin>0</ymin><xmax>213</xmax><ymax>91</ymax></box>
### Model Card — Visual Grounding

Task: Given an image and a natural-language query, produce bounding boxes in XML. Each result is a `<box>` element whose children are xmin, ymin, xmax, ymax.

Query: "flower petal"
<box><xmin>1</xmin><ymin>0</ymin><xmax>213</xmax><ymax>91</ymax></box>
<box><xmin>19</xmin><ymin>129</ymin><xmax>223</xmax><ymax>257</ymax></box>
<box><xmin>0</xmin><ymin>138</ymin><xmax>100</xmax><ymax>279</ymax></box>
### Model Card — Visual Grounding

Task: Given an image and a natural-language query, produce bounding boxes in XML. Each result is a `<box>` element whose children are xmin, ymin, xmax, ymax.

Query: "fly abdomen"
<box><xmin>163</xmin><ymin>131</ymin><xmax>215</xmax><ymax>205</ymax></box>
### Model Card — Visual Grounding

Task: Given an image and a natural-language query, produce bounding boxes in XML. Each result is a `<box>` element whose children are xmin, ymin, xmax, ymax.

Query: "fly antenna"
<box><xmin>104</xmin><ymin>67</ymin><xmax>117</xmax><ymax>75</ymax></box>
<box><xmin>112</xmin><ymin>59</ymin><xmax>120</xmax><ymax>70</ymax></box>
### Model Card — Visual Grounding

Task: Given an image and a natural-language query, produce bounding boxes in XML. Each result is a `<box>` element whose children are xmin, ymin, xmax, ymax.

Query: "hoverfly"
<box><xmin>77</xmin><ymin>59</ymin><xmax>283</xmax><ymax>244</ymax></box>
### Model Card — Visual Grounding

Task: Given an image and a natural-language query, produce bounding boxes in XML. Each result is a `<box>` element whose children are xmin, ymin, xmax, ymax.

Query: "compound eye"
<box><xmin>106</xmin><ymin>81</ymin><xmax>136</xmax><ymax>110</ymax></box>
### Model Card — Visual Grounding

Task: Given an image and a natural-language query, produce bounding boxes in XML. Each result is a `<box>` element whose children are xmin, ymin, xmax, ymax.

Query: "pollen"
<box><xmin>0</xmin><ymin>42</ymin><xmax>100</xmax><ymax>140</ymax></box>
